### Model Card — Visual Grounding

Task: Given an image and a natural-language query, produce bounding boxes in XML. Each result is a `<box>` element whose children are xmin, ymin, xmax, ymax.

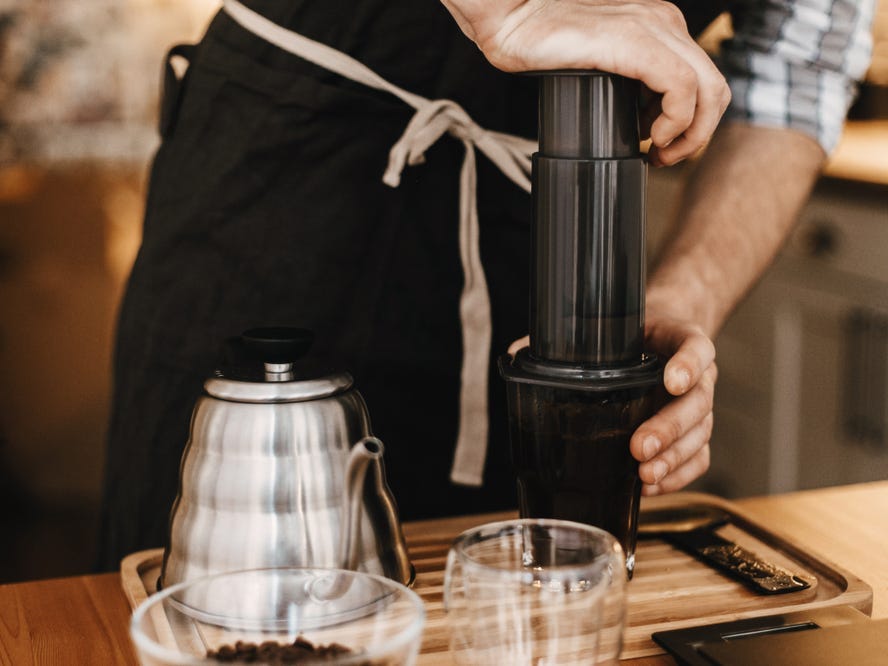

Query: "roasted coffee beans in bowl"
<box><xmin>130</xmin><ymin>568</ymin><xmax>425</xmax><ymax>665</ymax></box>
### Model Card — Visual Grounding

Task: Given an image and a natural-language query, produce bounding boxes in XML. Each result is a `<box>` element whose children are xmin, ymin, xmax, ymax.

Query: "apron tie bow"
<box><xmin>383</xmin><ymin>99</ymin><xmax>478</xmax><ymax>186</ymax></box>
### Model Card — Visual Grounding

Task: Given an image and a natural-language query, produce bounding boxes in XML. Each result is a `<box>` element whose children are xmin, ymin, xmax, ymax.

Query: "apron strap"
<box><xmin>160</xmin><ymin>43</ymin><xmax>199</xmax><ymax>138</ymax></box>
<box><xmin>223</xmin><ymin>0</ymin><xmax>536</xmax><ymax>486</ymax></box>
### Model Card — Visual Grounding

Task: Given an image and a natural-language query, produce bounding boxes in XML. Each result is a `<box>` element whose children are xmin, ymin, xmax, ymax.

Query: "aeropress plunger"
<box><xmin>500</xmin><ymin>72</ymin><xmax>661</xmax><ymax>578</ymax></box>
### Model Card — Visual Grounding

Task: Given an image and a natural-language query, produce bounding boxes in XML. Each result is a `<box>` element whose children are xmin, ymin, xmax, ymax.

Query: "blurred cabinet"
<box><xmin>761</xmin><ymin>179</ymin><xmax>888</xmax><ymax>493</ymax></box>
<box><xmin>649</xmin><ymin>169</ymin><xmax>888</xmax><ymax>497</ymax></box>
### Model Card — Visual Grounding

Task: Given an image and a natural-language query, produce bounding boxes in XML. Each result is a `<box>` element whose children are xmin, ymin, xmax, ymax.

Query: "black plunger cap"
<box><xmin>538</xmin><ymin>72</ymin><xmax>640</xmax><ymax>159</ymax></box>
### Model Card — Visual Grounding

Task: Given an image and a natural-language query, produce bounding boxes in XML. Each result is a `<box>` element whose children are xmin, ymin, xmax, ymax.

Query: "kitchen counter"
<box><xmin>2</xmin><ymin>480</ymin><xmax>887</xmax><ymax>665</ymax></box>
<box><xmin>824</xmin><ymin>120</ymin><xmax>888</xmax><ymax>186</ymax></box>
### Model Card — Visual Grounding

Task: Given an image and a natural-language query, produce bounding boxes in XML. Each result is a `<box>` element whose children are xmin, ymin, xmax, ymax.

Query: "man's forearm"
<box><xmin>647</xmin><ymin>123</ymin><xmax>826</xmax><ymax>337</ymax></box>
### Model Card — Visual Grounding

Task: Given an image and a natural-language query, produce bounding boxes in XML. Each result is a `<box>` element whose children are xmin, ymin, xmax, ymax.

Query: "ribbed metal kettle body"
<box><xmin>160</xmin><ymin>386</ymin><xmax>411</xmax><ymax>587</ymax></box>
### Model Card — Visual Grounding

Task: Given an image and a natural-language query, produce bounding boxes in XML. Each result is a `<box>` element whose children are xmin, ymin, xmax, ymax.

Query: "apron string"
<box><xmin>223</xmin><ymin>0</ymin><xmax>536</xmax><ymax>486</ymax></box>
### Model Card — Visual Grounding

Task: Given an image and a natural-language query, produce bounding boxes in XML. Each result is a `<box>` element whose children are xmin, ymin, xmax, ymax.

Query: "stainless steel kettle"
<box><xmin>160</xmin><ymin>328</ymin><xmax>413</xmax><ymax>588</ymax></box>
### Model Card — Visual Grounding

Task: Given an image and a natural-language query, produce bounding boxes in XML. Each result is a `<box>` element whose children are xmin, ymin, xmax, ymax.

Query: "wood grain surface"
<box><xmin>2</xmin><ymin>481</ymin><xmax>887</xmax><ymax>665</ymax></box>
<box><xmin>120</xmin><ymin>492</ymin><xmax>873</xmax><ymax>664</ymax></box>
<box><xmin>0</xmin><ymin>574</ymin><xmax>135</xmax><ymax>665</ymax></box>
<box><xmin>738</xmin><ymin>480</ymin><xmax>888</xmax><ymax>619</ymax></box>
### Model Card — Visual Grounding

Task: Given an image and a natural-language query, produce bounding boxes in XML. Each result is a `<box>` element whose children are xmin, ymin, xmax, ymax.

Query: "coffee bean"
<box><xmin>206</xmin><ymin>634</ymin><xmax>385</xmax><ymax>663</ymax></box>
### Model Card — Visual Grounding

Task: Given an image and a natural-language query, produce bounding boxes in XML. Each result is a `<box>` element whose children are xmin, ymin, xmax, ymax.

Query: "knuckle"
<box><xmin>680</xmin><ymin>118</ymin><xmax>706</xmax><ymax>139</ymax></box>
<box><xmin>664</xmin><ymin>416</ymin><xmax>685</xmax><ymax>444</ymax></box>
<box><xmin>700</xmin><ymin>372</ymin><xmax>717</xmax><ymax>399</ymax></box>
<box><xmin>705</xmin><ymin>336</ymin><xmax>717</xmax><ymax>358</ymax></box>
<box><xmin>660</xmin><ymin>444</ymin><xmax>711</xmax><ymax>493</ymax></box>
<box><xmin>680</xmin><ymin>125</ymin><xmax>711</xmax><ymax>147</ymax></box>
<box><xmin>702</xmin><ymin>412</ymin><xmax>715</xmax><ymax>438</ymax></box>
<box><xmin>658</xmin><ymin>2</ymin><xmax>688</xmax><ymax>29</ymax></box>
<box><xmin>673</xmin><ymin>66</ymin><xmax>698</xmax><ymax>92</ymax></box>
<box><xmin>663</xmin><ymin>445</ymin><xmax>685</xmax><ymax>470</ymax></box>
<box><xmin>628</xmin><ymin>16</ymin><xmax>650</xmax><ymax>36</ymax></box>
<box><xmin>651</xmin><ymin>115</ymin><xmax>689</xmax><ymax>145</ymax></box>
<box><xmin>712</xmin><ymin>76</ymin><xmax>731</xmax><ymax>107</ymax></box>
<box><xmin>705</xmin><ymin>384</ymin><xmax>716</xmax><ymax>406</ymax></box>
<box><xmin>656</xmin><ymin>150</ymin><xmax>686</xmax><ymax>167</ymax></box>
<box><xmin>703</xmin><ymin>74</ymin><xmax>730</xmax><ymax>101</ymax></box>
<box><xmin>697</xmin><ymin>444</ymin><xmax>711</xmax><ymax>473</ymax></box>
<box><xmin>720</xmin><ymin>81</ymin><xmax>733</xmax><ymax>107</ymax></box>
<box><xmin>649</xmin><ymin>126</ymin><xmax>672</xmax><ymax>147</ymax></box>
<box><xmin>691</xmin><ymin>380</ymin><xmax>713</xmax><ymax>411</ymax></box>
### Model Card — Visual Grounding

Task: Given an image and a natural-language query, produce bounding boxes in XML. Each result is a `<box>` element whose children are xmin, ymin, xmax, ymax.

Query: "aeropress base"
<box><xmin>500</xmin><ymin>349</ymin><xmax>661</xmax><ymax>579</ymax></box>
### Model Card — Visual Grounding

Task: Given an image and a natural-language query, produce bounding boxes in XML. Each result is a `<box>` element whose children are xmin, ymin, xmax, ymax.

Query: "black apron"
<box><xmin>97</xmin><ymin>0</ymin><xmax>727</xmax><ymax>570</ymax></box>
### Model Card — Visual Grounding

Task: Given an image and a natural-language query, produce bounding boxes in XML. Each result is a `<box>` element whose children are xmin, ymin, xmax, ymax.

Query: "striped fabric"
<box><xmin>721</xmin><ymin>0</ymin><xmax>876</xmax><ymax>153</ymax></box>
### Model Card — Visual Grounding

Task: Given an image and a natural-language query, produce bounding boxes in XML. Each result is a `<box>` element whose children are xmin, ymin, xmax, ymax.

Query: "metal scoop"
<box><xmin>638</xmin><ymin>504</ymin><xmax>811</xmax><ymax>595</ymax></box>
<box><xmin>639</xmin><ymin>504</ymin><xmax>730</xmax><ymax>536</ymax></box>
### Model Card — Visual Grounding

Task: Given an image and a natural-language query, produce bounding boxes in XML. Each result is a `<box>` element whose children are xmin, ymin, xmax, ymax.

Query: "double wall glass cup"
<box><xmin>444</xmin><ymin>519</ymin><xmax>627</xmax><ymax>665</ymax></box>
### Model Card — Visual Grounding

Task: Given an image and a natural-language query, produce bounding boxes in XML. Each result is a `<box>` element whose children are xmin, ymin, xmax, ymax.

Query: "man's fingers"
<box><xmin>651</xmin><ymin>41</ymin><xmax>731</xmax><ymax>165</ymax></box>
<box><xmin>612</xmin><ymin>40</ymin><xmax>700</xmax><ymax>150</ymax></box>
<box><xmin>645</xmin><ymin>27</ymin><xmax>730</xmax><ymax>164</ymax></box>
<box><xmin>664</xmin><ymin>340</ymin><xmax>717</xmax><ymax>397</ymax></box>
<box><xmin>639</xmin><ymin>93</ymin><xmax>660</xmax><ymax>141</ymax></box>
<box><xmin>507</xmin><ymin>335</ymin><xmax>529</xmax><ymax>356</ymax></box>
<box><xmin>647</xmin><ymin>319</ymin><xmax>716</xmax><ymax>396</ymax></box>
<box><xmin>630</xmin><ymin>364</ymin><xmax>716</xmax><ymax>461</ymax></box>
<box><xmin>642</xmin><ymin>444</ymin><xmax>711</xmax><ymax>496</ymax></box>
<box><xmin>638</xmin><ymin>411</ymin><xmax>713</xmax><ymax>485</ymax></box>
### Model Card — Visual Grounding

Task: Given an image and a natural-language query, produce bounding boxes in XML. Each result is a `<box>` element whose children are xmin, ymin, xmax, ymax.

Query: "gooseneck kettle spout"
<box><xmin>338</xmin><ymin>437</ymin><xmax>385</xmax><ymax>572</ymax></box>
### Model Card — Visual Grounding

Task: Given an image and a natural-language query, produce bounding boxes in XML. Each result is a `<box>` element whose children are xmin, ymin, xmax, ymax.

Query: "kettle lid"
<box><xmin>205</xmin><ymin>327</ymin><xmax>353</xmax><ymax>403</ymax></box>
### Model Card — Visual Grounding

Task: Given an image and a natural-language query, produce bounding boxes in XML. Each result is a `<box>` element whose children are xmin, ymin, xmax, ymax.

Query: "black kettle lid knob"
<box><xmin>241</xmin><ymin>327</ymin><xmax>314</xmax><ymax>365</ymax></box>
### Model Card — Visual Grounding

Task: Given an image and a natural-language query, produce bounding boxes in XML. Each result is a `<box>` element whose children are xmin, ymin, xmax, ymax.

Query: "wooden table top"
<box><xmin>2</xmin><ymin>480</ymin><xmax>887</xmax><ymax>665</ymax></box>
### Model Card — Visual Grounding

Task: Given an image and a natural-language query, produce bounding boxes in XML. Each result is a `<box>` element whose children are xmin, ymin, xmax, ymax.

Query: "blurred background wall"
<box><xmin>0</xmin><ymin>1</ymin><xmax>886</xmax><ymax>584</ymax></box>
<box><xmin>0</xmin><ymin>0</ymin><xmax>220</xmax><ymax>583</ymax></box>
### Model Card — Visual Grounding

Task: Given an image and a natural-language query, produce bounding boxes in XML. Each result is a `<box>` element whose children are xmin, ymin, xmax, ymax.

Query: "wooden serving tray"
<box><xmin>121</xmin><ymin>492</ymin><xmax>872</xmax><ymax>662</ymax></box>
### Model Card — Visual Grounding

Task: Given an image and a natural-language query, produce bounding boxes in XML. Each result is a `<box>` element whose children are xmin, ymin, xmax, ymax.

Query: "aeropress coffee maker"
<box><xmin>500</xmin><ymin>72</ymin><xmax>661</xmax><ymax>578</ymax></box>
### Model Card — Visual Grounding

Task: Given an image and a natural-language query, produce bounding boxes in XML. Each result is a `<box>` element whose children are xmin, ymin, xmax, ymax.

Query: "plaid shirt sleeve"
<box><xmin>721</xmin><ymin>0</ymin><xmax>877</xmax><ymax>154</ymax></box>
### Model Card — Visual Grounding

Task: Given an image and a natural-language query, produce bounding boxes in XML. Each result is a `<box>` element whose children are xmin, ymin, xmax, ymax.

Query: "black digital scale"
<box><xmin>653</xmin><ymin>606</ymin><xmax>888</xmax><ymax>665</ymax></box>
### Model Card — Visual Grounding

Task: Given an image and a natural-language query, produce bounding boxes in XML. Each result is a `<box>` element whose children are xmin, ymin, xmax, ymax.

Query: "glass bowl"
<box><xmin>130</xmin><ymin>568</ymin><xmax>425</xmax><ymax>665</ymax></box>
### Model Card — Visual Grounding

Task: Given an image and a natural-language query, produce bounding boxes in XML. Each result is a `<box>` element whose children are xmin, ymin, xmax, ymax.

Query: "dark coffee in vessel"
<box><xmin>506</xmin><ymin>381</ymin><xmax>657</xmax><ymax>575</ymax></box>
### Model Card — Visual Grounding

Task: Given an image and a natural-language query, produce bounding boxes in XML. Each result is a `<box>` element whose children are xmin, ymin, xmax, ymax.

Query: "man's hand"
<box><xmin>507</xmin><ymin>315</ymin><xmax>716</xmax><ymax>496</ymax></box>
<box><xmin>440</xmin><ymin>0</ymin><xmax>730</xmax><ymax>165</ymax></box>
<box><xmin>630</xmin><ymin>314</ymin><xmax>716</xmax><ymax>496</ymax></box>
